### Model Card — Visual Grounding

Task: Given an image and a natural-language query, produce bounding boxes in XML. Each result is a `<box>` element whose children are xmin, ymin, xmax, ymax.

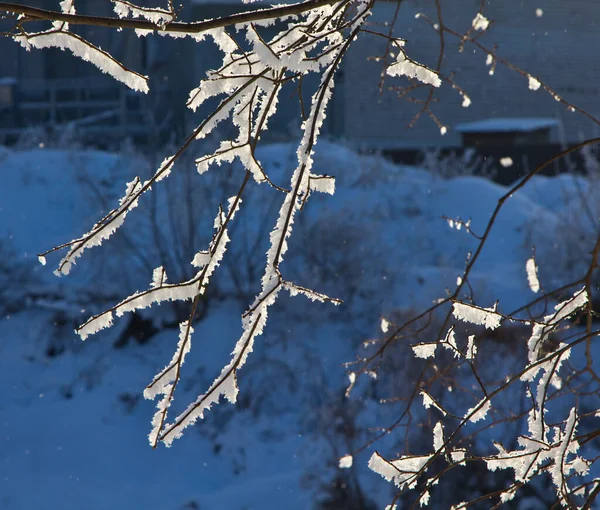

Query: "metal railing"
<box><xmin>0</xmin><ymin>76</ymin><xmax>149</xmax><ymax>141</ymax></box>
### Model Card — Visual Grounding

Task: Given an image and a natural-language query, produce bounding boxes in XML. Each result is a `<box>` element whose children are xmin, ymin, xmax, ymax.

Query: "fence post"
<box><xmin>119</xmin><ymin>86</ymin><xmax>126</xmax><ymax>134</ymax></box>
<box><xmin>76</xmin><ymin>81</ymin><xmax>82</xmax><ymax>120</ymax></box>
<box><xmin>49</xmin><ymin>81</ymin><xmax>56</xmax><ymax>126</ymax></box>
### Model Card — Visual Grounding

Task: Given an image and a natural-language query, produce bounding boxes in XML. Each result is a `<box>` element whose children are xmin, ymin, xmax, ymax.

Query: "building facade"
<box><xmin>0</xmin><ymin>0</ymin><xmax>598</xmax><ymax>148</ymax></box>
<box><xmin>341</xmin><ymin>0</ymin><xmax>600</xmax><ymax>148</ymax></box>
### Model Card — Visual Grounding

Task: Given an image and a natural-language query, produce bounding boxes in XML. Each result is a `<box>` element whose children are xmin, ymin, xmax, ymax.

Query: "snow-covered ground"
<box><xmin>0</xmin><ymin>142</ymin><xmax>597</xmax><ymax>509</ymax></box>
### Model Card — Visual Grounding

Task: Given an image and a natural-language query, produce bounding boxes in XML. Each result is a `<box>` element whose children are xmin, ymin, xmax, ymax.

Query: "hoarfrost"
<box><xmin>465</xmin><ymin>334</ymin><xmax>477</xmax><ymax>360</ymax></box>
<box><xmin>55</xmin><ymin>177</ymin><xmax>144</xmax><ymax>276</ymax></box>
<box><xmin>368</xmin><ymin>451</ymin><xmax>431</xmax><ymax>490</ymax></box>
<box><xmin>412</xmin><ymin>343</ymin><xmax>437</xmax><ymax>359</ymax></box>
<box><xmin>421</xmin><ymin>390</ymin><xmax>447</xmax><ymax>415</ymax></box>
<box><xmin>526</xmin><ymin>257</ymin><xmax>540</xmax><ymax>293</ymax></box>
<box><xmin>433</xmin><ymin>421</ymin><xmax>444</xmax><ymax>451</ymax></box>
<box><xmin>452</xmin><ymin>302</ymin><xmax>501</xmax><ymax>330</ymax></box>
<box><xmin>113</xmin><ymin>1</ymin><xmax>174</xmax><ymax>25</ymax></box>
<box><xmin>381</xmin><ymin>317</ymin><xmax>390</xmax><ymax>333</ymax></box>
<box><xmin>472</xmin><ymin>13</ymin><xmax>490</xmax><ymax>31</ymax></box>
<box><xmin>144</xmin><ymin>321</ymin><xmax>194</xmax><ymax>445</ymax></box>
<box><xmin>339</xmin><ymin>455</ymin><xmax>353</xmax><ymax>468</ymax></box>
<box><xmin>450</xmin><ymin>449</ymin><xmax>466</xmax><ymax>463</ymax></box>
<box><xmin>387</xmin><ymin>54</ymin><xmax>441</xmax><ymax>87</ymax></box>
<box><xmin>309</xmin><ymin>174</ymin><xmax>336</xmax><ymax>195</ymax></box>
<box><xmin>528</xmin><ymin>76</ymin><xmax>541</xmax><ymax>91</ymax></box>
<box><xmin>465</xmin><ymin>397</ymin><xmax>491</xmax><ymax>423</ymax></box>
<box><xmin>78</xmin><ymin>311</ymin><xmax>114</xmax><ymax>340</ymax></box>
<box><xmin>441</xmin><ymin>326</ymin><xmax>459</xmax><ymax>355</ymax></box>
<box><xmin>151</xmin><ymin>266</ymin><xmax>167</xmax><ymax>288</ymax></box>
<box><xmin>16</xmin><ymin>32</ymin><xmax>149</xmax><ymax>93</ymax></box>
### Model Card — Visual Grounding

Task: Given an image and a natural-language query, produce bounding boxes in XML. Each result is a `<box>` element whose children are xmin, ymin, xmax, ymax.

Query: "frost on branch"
<box><xmin>528</xmin><ymin>75</ymin><xmax>541</xmax><ymax>91</ymax></box>
<box><xmin>412</xmin><ymin>325</ymin><xmax>467</xmax><ymax>360</ymax></box>
<box><xmin>369</xmin><ymin>250</ymin><xmax>593</xmax><ymax>505</ymax></box>
<box><xmin>144</xmin><ymin>320</ymin><xmax>194</xmax><ymax>446</ymax></box>
<box><xmin>150</xmin><ymin>266</ymin><xmax>167</xmax><ymax>289</ymax></box>
<box><xmin>36</xmin><ymin>0</ymin><xmax>374</xmax><ymax>447</ymax></box>
<box><xmin>369</xmin><ymin>422</ymin><xmax>453</xmax><ymax>493</ymax></box>
<box><xmin>432</xmin><ymin>421</ymin><xmax>444</xmax><ymax>452</ymax></box>
<box><xmin>112</xmin><ymin>0</ymin><xmax>174</xmax><ymax>25</ymax></box>
<box><xmin>522</xmin><ymin>287</ymin><xmax>587</xmax><ymax>368</ymax></box>
<box><xmin>452</xmin><ymin>301</ymin><xmax>501</xmax><ymax>330</ymax></box>
<box><xmin>526</xmin><ymin>256</ymin><xmax>540</xmax><ymax>293</ymax></box>
<box><xmin>77</xmin><ymin>198</ymin><xmax>239</xmax><ymax>340</ymax></box>
<box><xmin>154</xmin><ymin>5</ymin><xmax>371</xmax><ymax>443</ymax></box>
<box><xmin>471</xmin><ymin>13</ymin><xmax>490</xmax><ymax>31</ymax></box>
<box><xmin>369</xmin><ymin>451</ymin><xmax>432</xmax><ymax>491</ymax></box>
<box><xmin>53</xmin><ymin>177</ymin><xmax>144</xmax><ymax>277</ymax></box>
<box><xmin>421</xmin><ymin>390</ymin><xmax>446</xmax><ymax>416</ymax></box>
<box><xmin>381</xmin><ymin>317</ymin><xmax>390</xmax><ymax>333</ymax></box>
<box><xmin>339</xmin><ymin>454</ymin><xmax>353</xmax><ymax>469</ymax></box>
<box><xmin>412</xmin><ymin>342</ymin><xmax>437</xmax><ymax>359</ymax></box>
<box><xmin>15</xmin><ymin>16</ymin><xmax>149</xmax><ymax>93</ymax></box>
<box><xmin>309</xmin><ymin>174</ymin><xmax>336</xmax><ymax>195</ymax></box>
<box><xmin>387</xmin><ymin>51</ymin><xmax>441</xmax><ymax>87</ymax></box>
<box><xmin>486</xmin><ymin>408</ymin><xmax>589</xmax><ymax>507</ymax></box>
<box><xmin>464</xmin><ymin>397</ymin><xmax>491</xmax><ymax>423</ymax></box>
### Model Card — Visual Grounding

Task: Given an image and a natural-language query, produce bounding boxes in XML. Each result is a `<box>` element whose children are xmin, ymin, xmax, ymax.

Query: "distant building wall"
<box><xmin>2</xmin><ymin>0</ymin><xmax>598</xmax><ymax>146</ymax></box>
<box><xmin>341</xmin><ymin>0</ymin><xmax>600</xmax><ymax>148</ymax></box>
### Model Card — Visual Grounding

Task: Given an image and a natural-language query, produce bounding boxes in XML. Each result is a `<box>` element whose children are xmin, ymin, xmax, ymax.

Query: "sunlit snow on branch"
<box><xmin>528</xmin><ymin>75</ymin><xmax>541</xmax><ymax>91</ymax></box>
<box><xmin>387</xmin><ymin>53</ymin><xmax>441</xmax><ymax>87</ymax></box>
<box><xmin>471</xmin><ymin>13</ymin><xmax>489</xmax><ymax>31</ymax></box>
<box><xmin>526</xmin><ymin>256</ymin><xmax>540</xmax><ymax>293</ymax></box>
<box><xmin>452</xmin><ymin>302</ymin><xmax>501</xmax><ymax>330</ymax></box>
<box><xmin>16</xmin><ymin>32</ymin><xmax>149</xmax><ymax>92</ymax></box>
